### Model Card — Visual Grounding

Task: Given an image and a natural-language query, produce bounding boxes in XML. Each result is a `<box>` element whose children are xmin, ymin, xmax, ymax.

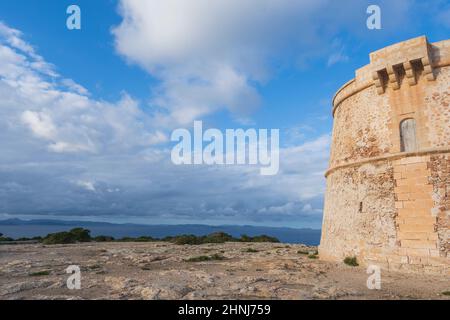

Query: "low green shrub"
<box><xmin>167</xmin><ymin>234</ymin><xmax>202</xmax><ymax>245</ymax></box>
<box><xmin>344</xmin><ymin>256</ymin><xmax>359</xmax><ymax>267</ymax></box>
<box><xmin>29</xmin><ymin>270</ymin><xmax>51</xmax><ymax>276</ymax></box>
<box><xmin>203</xmin><ymin>232</ymin><xmax>234</xmax><ymax>243</ymax></box>
<box><xmin>93</xmin><ymin>235</ymin><xmax>115</xmax><ymax>242</ymax></box>
<box><xmin>168</xmin><ymin>233</ymin><xmax>280</xmax><ymax>245</ymax></box>
<box><xmin>240</xmin><ymin>234</ymin><xmax>279</xmax><ymax>243</ymax></box>
<box><xmin>69</xmin><ymin>228</ymin><xmax>91</xmax><ymax>242</ymax></box>
<box><xmin>134</xmin><ymin>236</ymin><xmax>155</xmax><ymax>242</ymax></box>
<box><xmin>42</xmin><ymin>228</ymin><xmax>91</xmax><ymax>244</ymax></box>
<box><xmin>118</xmin><ymin>236</ymin><xmax>154</xmax><ymax>242</ymax></box>
<box><xmin>186</xmin><ymin>253</ymin><xmax>225</xmax><ymax>262</ymax></box>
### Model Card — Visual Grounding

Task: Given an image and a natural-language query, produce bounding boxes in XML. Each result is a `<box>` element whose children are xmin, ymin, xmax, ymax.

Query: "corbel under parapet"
<box><xmin>403</xmin><ymin>61</ymin><xmax>417</xmax><ymax>86</ymax></box>
<box><xmin>386</xmin><ymin>65</ymin><xmax>400</xmax><ymax>90</ymax></box>
<box><xmin>372</xmin><ymin>71</ymin><xmax>385</xmax><ymax>95</ymax></box>
<box><xmin>421</xmin><ymin>56</ymin><xmax>436</xmax><ymax>81</ymax></box>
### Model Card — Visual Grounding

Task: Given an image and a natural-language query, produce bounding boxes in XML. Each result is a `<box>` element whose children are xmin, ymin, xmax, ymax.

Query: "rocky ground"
<box><xmin>0</xmin><ymin>242</ymin><xmax>448</xmax><ymax>300</ymax></box>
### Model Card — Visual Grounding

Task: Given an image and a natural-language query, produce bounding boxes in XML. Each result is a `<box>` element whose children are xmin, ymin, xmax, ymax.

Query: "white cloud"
<box><xmin>327</xmin><ymin>38</ymin><xmax>349</xmax><ymax>67</ymax></box>
<box><xmin>76</xmin><ymin>180</ymin><xmax>97</xmax><ymax>192</ymax></box>
<box><xmin>0</xmin><ymin>22</ymin><xmax>36</xmax><ymax>56</ymax></box>
<box><xmin>0</xmin><ymin>22</ymin><xmax>57</xmax><ymax>77</ymax></box>
<box><xmin>21</xmin><ymin>111</ymin><xmax>57</xmax><ymax>140</ymax></box>
<box><xmin>148</xmin><ymin>131</ymin><xmax>168</xmax><ymax>145</ymax></box>
<box><xmin>0</xmin><ymin>19</ymin><xmax>329</xmax><ymax>227</ymax></box>
<box><xmin>49</xmin><ymin>141</ymin><xmax>96</xmax><ymax>154</ymax></box>
<box><xmin>110</xmin><ymin>0</ymin><xmax>331</xmax><ymax>126</ymax></box>
<box><xmin>0</xmin><ymin>23</ymin><xmax>165</xmax><ymax>156</ymax></box>
<box><xmin>327</xmin><ymin>51</ymin><xmax>349</xmax><ymax>66</ymax></box>
<box><xmin>61</xmin><ymin>78</ymin><xmax>89</xmax><ymax>96</ymax></box>
<box><xmin>112</xmin><ymin>0</ymin><xmax>413</xmax><ymax>127</ymax></box>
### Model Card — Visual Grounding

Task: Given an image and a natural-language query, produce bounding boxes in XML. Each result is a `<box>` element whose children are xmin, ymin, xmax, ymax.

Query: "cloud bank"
<box><xmin>0</xmin><ymin>20</ymin><xmax>330</xmax><ymax>227</ymax></box>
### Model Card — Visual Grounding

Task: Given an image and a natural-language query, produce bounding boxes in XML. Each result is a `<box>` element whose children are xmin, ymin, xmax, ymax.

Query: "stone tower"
<box><xmin>319</xmin><ymin>36</ymin><xmax>449</xmax><ymax>274</ymax></box>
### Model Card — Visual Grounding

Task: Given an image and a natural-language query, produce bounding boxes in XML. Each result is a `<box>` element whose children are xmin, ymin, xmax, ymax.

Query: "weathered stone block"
<box><xmin>401</xmin><ymin>239</ymin><xmax>437</xmax><ymax>249</ymax></box>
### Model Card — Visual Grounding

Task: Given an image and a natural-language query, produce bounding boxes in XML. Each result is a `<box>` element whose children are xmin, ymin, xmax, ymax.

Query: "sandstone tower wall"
<box><xmin>319</xmin><ymin>36</ymin><xmax>449</xmax><ymax>274</ymax></box>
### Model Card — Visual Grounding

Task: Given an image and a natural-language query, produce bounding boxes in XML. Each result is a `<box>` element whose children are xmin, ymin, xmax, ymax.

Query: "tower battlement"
<box><xmin>371</xmin><ymin>36</ymin><xmax>435</xmax><ymax>93</ymax></box>
<box><xmin>332</xmin><ymin>37</ymin><xmax>450</xmax><ymax>116</ymax></box>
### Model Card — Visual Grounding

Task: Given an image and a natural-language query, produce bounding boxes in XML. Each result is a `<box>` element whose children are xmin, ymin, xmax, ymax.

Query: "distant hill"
<box><xmin>0</xmin><ymin>219</ymin><xmax>321</xmax><ymax>245</ymax></box>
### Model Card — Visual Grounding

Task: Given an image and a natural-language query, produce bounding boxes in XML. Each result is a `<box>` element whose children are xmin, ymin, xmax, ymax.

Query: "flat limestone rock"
<box><xmin>0</xmin><ymin>242</ymin><xmax>448</xmax><ymax>300</ymax></box>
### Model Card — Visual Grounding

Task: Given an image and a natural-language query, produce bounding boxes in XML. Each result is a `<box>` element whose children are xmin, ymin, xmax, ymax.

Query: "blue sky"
<box><xmin>0</xmin><ymin>0</ymin><xmax>449</xmax><ymax>228</ymax></box>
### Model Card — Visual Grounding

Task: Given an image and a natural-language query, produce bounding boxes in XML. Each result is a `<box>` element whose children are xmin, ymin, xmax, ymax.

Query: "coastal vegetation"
<box><xmin>0</xmin><ymin>232</ymin><xmax>14</xmax><ymax>242</ymax></box>
<box><xmin>0</xmin><ymin>229</ymin><xmax>279</xmax><ymax>245</ymax></box>
<box><xmin>42</xmin><ymin>228</ymin><xmax>91</xmax><ymax>244</ymax></box>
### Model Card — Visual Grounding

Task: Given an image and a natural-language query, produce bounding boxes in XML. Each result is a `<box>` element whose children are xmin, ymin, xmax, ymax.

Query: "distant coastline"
<box><xmin>0</xmin><ymin>219</ymin><xmax>321</xmax><ymax>245</ymax></box>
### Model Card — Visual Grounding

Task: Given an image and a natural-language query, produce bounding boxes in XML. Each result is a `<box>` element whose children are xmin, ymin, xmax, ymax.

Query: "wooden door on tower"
<box><xmin>400</xmin><ymin>118</ymin><xmax>417</xmax><ymax>152</ymax></box>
